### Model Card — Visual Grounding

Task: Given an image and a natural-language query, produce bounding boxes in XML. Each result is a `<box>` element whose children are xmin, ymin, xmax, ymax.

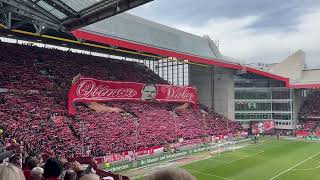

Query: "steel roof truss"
<box><xmin>9</xmin><ymin>0</ymin><xmax>61</xmax><ymax>23</ymax></box>
<box><xmin>42</xmin><ymin>0</ymin><xmax>77</xmax><ymax>17</ymax></box>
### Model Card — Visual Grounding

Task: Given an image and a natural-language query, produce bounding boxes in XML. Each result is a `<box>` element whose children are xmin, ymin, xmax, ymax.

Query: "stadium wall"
<box><xmin>292</xmin><ymin>89</ymin><xmax>305</xmax><ymax>127</ymax></box>
<box><xmin>189</xmin><ymin>65</ymin><xmax>235</xmax><ymax>120</ymax></box>
<box><xmin>189</xmin><ymin>65</ymin><xmax>214</xmax><ymax>108</ymax></box>
<box><xmin>214</xmin><ymin>67</ymin><xmax>235</xmax><ymax>120</ymax></box>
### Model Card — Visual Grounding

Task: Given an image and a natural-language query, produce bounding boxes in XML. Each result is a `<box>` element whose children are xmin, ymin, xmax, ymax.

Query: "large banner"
<box><xmin>68</xmin><ymin>77</ymin><xmax>198</xmax><ymax>114</ymax></box>
<box><xmin>252</xmin><ymin>121</ymin><xmax>275</xmax><ymax>134</ymax></box>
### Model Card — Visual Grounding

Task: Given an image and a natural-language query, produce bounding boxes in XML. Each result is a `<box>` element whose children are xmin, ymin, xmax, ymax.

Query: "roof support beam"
<box><xmin>11</xmin><ymin>18</ymin><xmax>31</xmax><ymax>29</ymax></box>
<box><xmin>42</xmin><ymin>0</ymin><xmax>77</xmax><ymax>17</ymax></box>
<box><xmin>0</xmin><ymin>5</ymin><xmax>61</xmax><ymax>30</ymax></box>
<box><xmin>0</xmin><ymin>6</ymin><xmax>9</xmax><ymax>14</ymax></box>
<box><xmin>63</xmin><ymin>0</ymin><xmax>154</xmax><ymax>31</ymax></box>
<box><xmin>33</xmin><ymin>24</ymin><xmax>48</xmax><ymax>34</ymax></box>
<box><xmin>7</xmin><ymin>11</ymin><xmax>11</xmax><ymax>29</ymax></box>
<box><xmin>30</xmin><ymin>19</ymin><xmax>60</xmax><ymax>31</ymax></box>
<box><xmin>79</xmin><ymin>0</ymin><xmax>119</xmax><ymax>15</ymax></box>
<box><xmin>19</xmin><ymin>0</ymin><xmax>61</xmax><ymax>23</ymax></box>
<box><xmin>0</xmin><ymin>0</ymin><xmax>61</xmax><ymax>24</ymax></box>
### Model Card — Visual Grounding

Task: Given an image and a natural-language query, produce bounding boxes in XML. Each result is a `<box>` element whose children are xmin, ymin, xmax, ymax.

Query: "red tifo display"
<box><xmin>68</xmin><ymin>77</ymin><xmax>198</xmax><ymax>114</ymax></box>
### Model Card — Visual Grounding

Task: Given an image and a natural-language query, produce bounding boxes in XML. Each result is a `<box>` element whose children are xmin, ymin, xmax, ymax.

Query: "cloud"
<box><xmin>169</xmin><ymin>8</ymin><xmax>320</xmax><ymax>67</ymax></box>
<box><xmin>130</xmin><ymin>0</ymin><xmax>320</xmax><ymax>29</ymax></box>
<box><xmin>130</xmin><ymin>1</ymin><xmax>320</xmax><ymax>67</ymax></box>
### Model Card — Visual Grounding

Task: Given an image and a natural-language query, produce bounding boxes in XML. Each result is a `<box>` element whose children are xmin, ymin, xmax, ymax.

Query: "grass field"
<box><xmin>132</xmin><ymin>138</ymin><xmax>320</xmax><ymax>180</ymax></box>
<box><xmin>181</xmin><ymin>138</ymin><xmax>320</xmax><ymax>180</ymax></box>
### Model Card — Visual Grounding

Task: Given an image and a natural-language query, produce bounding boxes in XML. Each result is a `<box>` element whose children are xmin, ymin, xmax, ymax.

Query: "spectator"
<box><xmin>67</xmin><ymin>161</ymin><xmax>83</xmax><ymax>172</ymax></box>
<box><xmin>0</xmin><ymin>163</ymin><xmax>25</xmax><ymax>180</ymax></box>
<box><xmin>9</xmin><ymin>154</ymin><xmax>21</xmax><ymax>167</ymax></box>
<box><xmin>28</xmin><ymin>158</ymin><xmax>40</xmax><ymax>169</ymax></box>
<box><xmin>64</xmin><ymin>170</ymin><xmax>77</xmax><ymax>180</ymax></box>
<box><xmin>42</xmin><ymin>158</ymin><xmax>63</xmax><ymax>180</ymax></box>
<box><xmin>146</xmin><ymin>168</ymin><xmax>196</xmax><ymax>180</ymax></box>
<box><xmin>24</xmin><ymin>158</ymin><xmax>40</xmax><ymax>180</ymax></box>
<box><xmin>29</xmin><ymin>152</ymin><xmax>43</xmax><ymax>165</ymax></box>
<box><xmin>23</xmin><ymin>156</ymin><xmax>34</xmax><ymax>170</ymax></box>
<box><xmin>30</xmin><ymin>167</ymin><xmax>44</xmax><ymax>180</ymax></box>
<box><xmin>79</xmin><ymin>173</ymin><xmax>100</xmax><ymax>180</ymax></box>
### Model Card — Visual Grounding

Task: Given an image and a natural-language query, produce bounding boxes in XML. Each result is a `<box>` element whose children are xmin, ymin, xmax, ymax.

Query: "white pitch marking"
<box><xmin>209</xmin><ymin>158</ymin><xmax>230</xmax><ymax>163</ymax></box>
<box><xmin>269</xmin><ymin>151</ymin><xmax>320</xmax><ymax>180</ymax></box>
<box><xmin>226</xmin><ymin>151</ymin><xmax>264</xmax><ymax>163</ymax></box>
<box><xmin>186</xmin><ymin>168</ymin><xmax>234</xmax><ymax>180</ymax></box>
<box><xmin>292</xmin><ymin>159</ymin><xmax>320</xmax><ymax>171</ymax></box>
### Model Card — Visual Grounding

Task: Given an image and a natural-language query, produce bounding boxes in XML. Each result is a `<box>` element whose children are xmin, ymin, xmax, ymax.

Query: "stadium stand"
<box><xmin>0</xmin><ymin>41</ymin><xmax>243</xmax><ymax>160</ymax></box>
<box><xmin>299</xmin><ymin>91</ymin><xmax>320</xmax><ymax>118</ymax></box>
<box><xmin>300</xmin><ymin>120</ymin><xmax>319</xmax><ymax>132</ymax></box>
<box><xmin>73</xmin><ymin>102</ymin><xmax>243</xmax><ymax>157</ymax></box>
<box><xmin>297</xmin><ymin>91</ymin><xmax>320</xmax><ymax>136</ymax></box>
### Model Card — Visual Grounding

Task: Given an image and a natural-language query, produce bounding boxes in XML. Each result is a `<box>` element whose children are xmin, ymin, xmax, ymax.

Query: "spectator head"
<box><xmin>23</xmin><ymin>156</ymin><xmax>34</xmax><ymax>169</ymax></box>
<box><xmin>35</xmin><ymin>154</ymin><xmax>43</xmax><ymax>165</ymax></box>
<box><xmin>64</xmin><ymin>170</ymin><xmax>77</xmax><ymax>180</ymax></box>
<box><xmin>0</xmin><ymin>163</ymin><xmax>25</xmax><ymax>180</ymax></box>
<box><xmin>79</xmin><ymin>173</ymin><xmax>99</xmax><ymax>180</ymax></box>
<box><xmin>28</xmin><ymin>151</ymin><xmax>38</xmax><ymax>157</ymax></box>
<box><xmin>9</xmin><ymin>154</ymin><xmax>20</xmax><ymax>166</ymax></box>
<box><xmin>43</xmin><ymin>158</ymin><xmax>63</xmax><ymax>178</ymax></box>
<box><xmin>67</xmin><ymin>161</ymin><xmax>83</xmax><ymax>172</ymax></box>
<box><xmin>146</xmin><ymin>168</ymin><xmax>196</xmax><ymax>180</ymax></box>
<box><xmin>28</xmin><ymin>158</ymin><xmax>40</xmax><ymax>170</ymax></box>
<box><xmin>30</xmin><ymin>167</ymin><xmax>44</xmax><ymax>180</ymax></box>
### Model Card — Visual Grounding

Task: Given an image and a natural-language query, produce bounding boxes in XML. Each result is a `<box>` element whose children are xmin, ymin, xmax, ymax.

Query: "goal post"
<box><xmin>208</xmin><ymin>141</ymin><xmax>237</xmax><ymax>157</ymax></box>
<box><xmin>209</xmin><ymin>143</ymin><xmax>221</xmax><ymax>157</ymax></box>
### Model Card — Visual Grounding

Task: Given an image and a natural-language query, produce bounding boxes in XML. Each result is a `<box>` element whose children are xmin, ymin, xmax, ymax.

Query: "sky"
<box><xmin>129</xmin><ymin>0</ymin><xmax>320</xmax><ymax>68</ymax></box>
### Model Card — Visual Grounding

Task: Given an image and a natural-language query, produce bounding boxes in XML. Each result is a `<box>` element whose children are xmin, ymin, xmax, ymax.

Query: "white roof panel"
<box><xmin>80</xmin><ymin>13</ymin><xmax>222</xmax><ymax>60</ymax></box>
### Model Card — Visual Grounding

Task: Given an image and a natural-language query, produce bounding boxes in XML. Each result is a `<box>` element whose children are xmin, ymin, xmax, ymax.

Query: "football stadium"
<box><xmin>0</xmin><ymin>1</ymin><xmax>319</xmax><ymax>180</ymax></box>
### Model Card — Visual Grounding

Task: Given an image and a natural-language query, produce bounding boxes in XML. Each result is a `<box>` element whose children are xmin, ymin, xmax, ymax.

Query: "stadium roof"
<box><xmin>0</xmin><ymin>0</ymin><xmax>153</xmax><ymax>31</ymax></box>
<box><xmin>75</xmin><ymin>13</ymin><xmax>222</xmax><ymax>60</ymax></box>
<box><xmin>71</xmin><ymin>13</ymin><xmax>290</xmax><ymax>87</ymax></box>
<box><xmin>267</xmin><ymin>50</ymin><xmax>320</xmax><ymax>88</ymax></box>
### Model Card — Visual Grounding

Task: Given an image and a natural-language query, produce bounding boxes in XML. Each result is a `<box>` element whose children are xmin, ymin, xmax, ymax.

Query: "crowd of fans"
<box><xmin>0</xmin><ymin>140</ymin><xmax>195</xmax><ymax>180</ymax></box>
<box><xmin>299</xmin><ymin>120</ymin><xmax>319</xmax><ymax>132</ymax></box>
<box><xmin>0</xmin><ymin>42</ymin><xmax>243</xmax><ymax>165</ymax></box>
<box><xmin>297</xmin><ymin>120</ymin><xmax>320</xmax><ymax>136</ymax></box>
<box><xmin>71</xmin><ymin>102</ymin><xmax>243</xmax><ymax>156</ymax></box>
<box><xmin>0</xmin><ymin>145</ymin><xmax>126</xmax><ymax>180</ymax></box>
<box><xmin>298</xmin><ymin>91</ymin><xmax>320</xmax><ymax>135</ymax></box>
<box><xmin>299</xmin><ymin>91</ymin><xmax>320</xmax><ymax>118</ymax></box>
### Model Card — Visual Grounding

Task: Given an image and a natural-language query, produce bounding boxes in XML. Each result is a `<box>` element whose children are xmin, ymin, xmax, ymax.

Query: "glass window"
<box><xmin>272</xmin><ymin>102</ymin><xmax>291</xmax><ymax>111</ymax></box>
<box><xmin>235</xmin><ymin>90</ymin><xmax>271</xmax><ymax>100</ymax></box>
<box><xmin>235</xmin><ymin>102</ymin><xmax>271</xmax><ymax>111</ymax></box>
<box><xmin>272</xmin><ymin>90</ymin><xmax>290</xmax><ymax>99</ymax></box>
<box><xmin>272</xmin><ymin>113</ymin><xmax>291</xmax><ymax>120</ymax></box>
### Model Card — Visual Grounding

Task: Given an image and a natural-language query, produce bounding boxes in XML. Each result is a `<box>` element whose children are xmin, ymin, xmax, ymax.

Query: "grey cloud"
<box><xmin>129</xmin><ymin>0</ymin><xmax>320</xmax><ymax>66</ymax></box>
<box><xmin>130</xmin><ymin>0</ymin><xmax>320</xmax><ymax>31</ymax></box>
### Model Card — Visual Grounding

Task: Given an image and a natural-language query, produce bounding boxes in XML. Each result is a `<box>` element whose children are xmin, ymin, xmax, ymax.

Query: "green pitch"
<box><xmin>181</xmin><ymin>138</ymin><xmax>320</xmax><ymax>180</ymax></box>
